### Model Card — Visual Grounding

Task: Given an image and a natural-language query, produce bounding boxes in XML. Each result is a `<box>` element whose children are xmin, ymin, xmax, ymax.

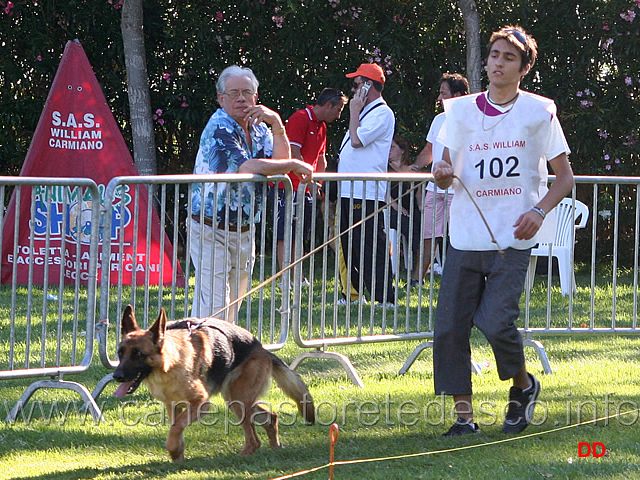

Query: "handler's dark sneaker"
<box><xmin>502</xmin><ymin>373</ymin><xmax>540</xmax><ymax>433</ymax></box>
<box><xmin>443</xmin><ymin>417</ymin><xmax>480</xmax><ymax>437</ymax></box>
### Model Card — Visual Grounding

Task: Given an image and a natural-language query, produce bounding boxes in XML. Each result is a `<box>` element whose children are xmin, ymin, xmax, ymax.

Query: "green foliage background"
<box><xmin>0</xmin><ymin>0</ymin><xmax>638</xmax><ymax>263</ymax></box>
<box><xmin>1</xmin><ymin>0</ymin><xmax>638</xmax><ymax>176</ymax></box>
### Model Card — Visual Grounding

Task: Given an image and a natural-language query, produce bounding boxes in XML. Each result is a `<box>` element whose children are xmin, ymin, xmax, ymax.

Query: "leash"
<box><xmin>212</xmin><ymin>173</ymin><xmax>506</xmax><ymax>318</ymax></box>
<box><xmin>452</xmin><ymin>174</ymin><xmax>504</xmax><ymax>256</ymax></box>
<box><xmin>167</xmin><ymin>318</ymin><xmax>228</xmax><ymax>337</ymax></box>
<box><xmin>211</xmin><ymin>178</ymin><xmax>430</xmax><ymax>318</ymax></box>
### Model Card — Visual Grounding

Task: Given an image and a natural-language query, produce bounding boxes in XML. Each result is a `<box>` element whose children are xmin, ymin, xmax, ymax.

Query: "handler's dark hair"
<box><xmin>488</xmin><ymin>25</ymin><xmax>538</xmax><ymax>72</ymax></box>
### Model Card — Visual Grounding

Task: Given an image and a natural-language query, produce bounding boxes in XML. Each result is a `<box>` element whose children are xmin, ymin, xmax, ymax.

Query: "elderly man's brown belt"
<box><xmin>191</xmin><ymin>214</ymin><xmax>251</xmax><ymax>233</ymax></box>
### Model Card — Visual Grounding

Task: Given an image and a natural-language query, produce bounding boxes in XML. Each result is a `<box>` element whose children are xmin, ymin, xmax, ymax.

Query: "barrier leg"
<box><xmin>524</xmin><ymin>336</ymin><xmax>553</xmax><ymax>374</ymax></box>
<box><xmin>6</xmin><ymin>379</ymin><xmax>104</xmax><ymax>423</ymax></box>
<box><xmin>91</xmin><ymin>373</ymin><xmax>115</xmax><ymax>401</ymax></box>
<box><xmin>289</xmin><ymin>350</ymin><xmax>364</xmax><ymax>388</ymax></box>
<box><xmin>399</xmin><ymin>341</ymin><xmax>483</xmax><ymax>376</ymax></box>
<box><xmin>398</xmin><ymin>341</ymin><xmax>433</xmax><ymax>375</ymax></box>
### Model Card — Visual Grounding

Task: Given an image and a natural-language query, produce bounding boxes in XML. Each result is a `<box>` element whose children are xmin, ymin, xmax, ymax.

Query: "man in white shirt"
<box><xmin>337</xmin><ymin>63</ymin><xmax>396</xmax><ymax>307</ymax></box>
<box><xmin>431</xmin><ymin>26</ymin><xmax>575</xmax><ymax>436</ymax></box>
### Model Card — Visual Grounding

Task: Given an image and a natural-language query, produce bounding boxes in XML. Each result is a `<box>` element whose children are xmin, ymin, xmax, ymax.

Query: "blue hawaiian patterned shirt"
<box><xmin>191</xmin><ymin>108</ymin><xmax>273</xmax><ymax>226</ymax></box>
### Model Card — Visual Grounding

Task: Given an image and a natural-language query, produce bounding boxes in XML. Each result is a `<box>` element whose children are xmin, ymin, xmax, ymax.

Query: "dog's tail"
<box><xmin>270</xmin><ymin>354</ymin><xmax>315</xmax><ymax>425</ymax></box>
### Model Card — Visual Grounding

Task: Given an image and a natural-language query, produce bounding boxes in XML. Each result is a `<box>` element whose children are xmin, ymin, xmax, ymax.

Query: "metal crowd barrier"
<box><xmin>0</xmin><ymin>177</ymin><xmax>101</xmax><ymax>421</ymax></box>
<box><xmin>288</xmin><ymin>174</ymin><xmax>640</xmax><ymax>382</ymax></box>
<box><xmin>1</xmin><ymin>173</ymin><xmax>638</xmax><ymax>414</ymax></box>
<box><xmin>517</xmin><ymin>175</ymin><xmax>640</xmax><ymax>373</ymax></box>
<box><xmin>91</xmin><ymin>174</ymin><xmax>294</xmax><ymax>400</ymax></box>
<box><xmin>289</xmin><ymin>173</ymin><xmax>441</xmax><ymax>386</ymax></box>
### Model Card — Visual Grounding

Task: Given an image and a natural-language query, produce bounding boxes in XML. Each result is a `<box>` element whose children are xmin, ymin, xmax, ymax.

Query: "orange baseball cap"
<box><xmin>345</xmin><ymin>63</ymin><xmax>386</xmax><ymax>84</ymax></box>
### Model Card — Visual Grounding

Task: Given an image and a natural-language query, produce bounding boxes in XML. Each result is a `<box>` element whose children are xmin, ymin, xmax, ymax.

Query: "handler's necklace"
<box><xmin>482</xmin><ymin>90</ymin><xmax>519</xmax><ymax>131</ymax></box>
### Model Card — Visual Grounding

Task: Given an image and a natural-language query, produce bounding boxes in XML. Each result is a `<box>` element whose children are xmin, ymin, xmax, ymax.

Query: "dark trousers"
<box><xmin>388</xmin><ymin>206</ymin><xmax>422</xmax><ymax>258</ymax></box>
<box><xmin>433</xmin><ymin>246</ymin><xmax>531</xmax><ymax>395</ymax></box>
<box><xmin>339</xmin><ymin>197</ymin><xmax>394</xmax><ymax>303</ymax></box>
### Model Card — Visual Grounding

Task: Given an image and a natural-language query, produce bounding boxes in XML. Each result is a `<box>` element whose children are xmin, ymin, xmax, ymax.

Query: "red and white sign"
<box><xmin>1</xmin><ymin>40</ymin><xmax>184</xmax><ymax>287</ymax></box>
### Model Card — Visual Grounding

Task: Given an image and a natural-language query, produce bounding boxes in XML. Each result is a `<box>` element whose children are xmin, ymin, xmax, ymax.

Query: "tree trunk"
<box><xmin>121</xmin><ymin>0</ymin><xmax>157</xmax><ymax>176</ymax></box>
<box><xmin>457</xmin><ymin>0</ymin><xmax>482</xmax><ymax>93</ymax></box>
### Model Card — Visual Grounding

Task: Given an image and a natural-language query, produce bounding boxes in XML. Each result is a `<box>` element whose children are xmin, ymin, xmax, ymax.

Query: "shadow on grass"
<box><xmin>7</xmin><ymin>462</ymin><xmax>197</xmax><ymax>480</ymax></box>
<box><xmin>3</xmin><ymin>429</ymin><xmax>339</xmax><ymax>480</ymax></box>
<box><xmin>4</xmin><ymin>415</ymin><xmax>639</xmax><ymax>480</ymax></box>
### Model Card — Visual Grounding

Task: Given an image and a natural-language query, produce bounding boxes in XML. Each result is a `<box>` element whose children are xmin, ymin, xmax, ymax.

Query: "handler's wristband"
<box><xmin>531</xmin><ymin>206</ymin><xmax>546</xmax><ymax>219</ymax></box>
<box><xmin>272</xmin><ymin>128</ymin><xmax>286</xmax><ymax>135</ymax></box>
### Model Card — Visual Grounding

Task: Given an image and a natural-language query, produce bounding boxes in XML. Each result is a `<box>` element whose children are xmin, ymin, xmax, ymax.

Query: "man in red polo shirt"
<box><xmin>275</xmin><ymin>88</ymin><xmax>348</xmax><ymax>282</ymax></box>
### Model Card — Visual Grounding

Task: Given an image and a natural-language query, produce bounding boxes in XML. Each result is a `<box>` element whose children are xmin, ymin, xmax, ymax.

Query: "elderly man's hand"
<box><xmin>243</xmin><ymin>105</ymin><xmax>282</xmax><ymax>127</ymax></box>
<box><xmin>290</xmin><ymin>160</ymin><xmax>314</xmax><ymax>184</ymax></box>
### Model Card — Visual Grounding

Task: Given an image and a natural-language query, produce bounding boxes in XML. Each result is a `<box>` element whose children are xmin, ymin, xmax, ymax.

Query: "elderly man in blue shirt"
<box><xmin>190</xmin><ymin>65</ymin><xmax>313</xmax><ymax>323</ymax></box>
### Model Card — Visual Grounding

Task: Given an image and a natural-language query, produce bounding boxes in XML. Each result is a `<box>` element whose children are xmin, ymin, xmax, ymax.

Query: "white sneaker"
<box><xmin>336</xmin><ymin>297</ymin><xmax>368</xmax><ymax>306</ymax></box>
<box><xmin>351</xmin><ymin>297</ymin><xmax>369</xmax><ymax>306</ymax></box>
<box><xmin>375</xmin><ymin>302</ymin><xmax>395</xmax><ymax>310</ymax></box>
<box><xmin>433</xmin><ymin>263</ymin><xmax>443</xmax><ymax>275</ymax></box>
<box><xmin>279</xmin><ymin>278</ymin><xmax>311</xmax><ymax>289</ymax></box>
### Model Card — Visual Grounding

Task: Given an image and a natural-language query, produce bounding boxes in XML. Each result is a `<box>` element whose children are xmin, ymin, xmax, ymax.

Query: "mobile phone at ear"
<box><xmin>359</xmin><ymin>81</ymin><xmax>371</xmax><ymax>101</ymax></box>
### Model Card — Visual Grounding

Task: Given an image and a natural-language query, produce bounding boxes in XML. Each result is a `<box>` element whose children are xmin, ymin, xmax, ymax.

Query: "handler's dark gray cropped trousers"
<box><xmin>433</xmin><ymin>246</ymin><xmax>531</xmax><ymax>396</ymax></box>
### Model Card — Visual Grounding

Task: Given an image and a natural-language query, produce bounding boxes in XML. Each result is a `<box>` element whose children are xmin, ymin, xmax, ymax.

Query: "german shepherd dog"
<box><xmin>112</xmin><ymin>305</ymin><xmax>315</xmax><ymax>461</ymax></box>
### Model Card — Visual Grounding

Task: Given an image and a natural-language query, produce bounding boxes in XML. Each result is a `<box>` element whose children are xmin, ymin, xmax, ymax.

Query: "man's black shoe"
<box><xmin>503</xmin><ymin>373</ymin><xmax>540</xmax><ymax>433</ymax></box>
<box><xmin>443</xmin><ymin>417</ymin><xmax>480</xmax><ymax>437</ymax></box>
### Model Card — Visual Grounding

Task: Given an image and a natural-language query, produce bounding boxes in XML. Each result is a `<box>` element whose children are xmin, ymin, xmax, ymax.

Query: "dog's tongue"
<box><xmin>113</xmin><ymin>381</ymin><xmax>134</xmax><ymax>398</ymax></box>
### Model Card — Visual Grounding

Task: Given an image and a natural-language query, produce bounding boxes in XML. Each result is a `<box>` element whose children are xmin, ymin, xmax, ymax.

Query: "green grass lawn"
<box><xmin>1</xmin><ymin>264</ymin><xmax>639</xmax><ymax>479</ymax></box>
<box><xmin>1</xmin><ymin>332</ymin><xmax>639</xmax><ymax>480</ymax></box>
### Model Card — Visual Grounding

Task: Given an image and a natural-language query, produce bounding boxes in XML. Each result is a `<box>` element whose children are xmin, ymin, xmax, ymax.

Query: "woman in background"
<box><xmin>387</xmin><ymin>134</ymin><xmax>422</xmax><ymax>287</ymax></box>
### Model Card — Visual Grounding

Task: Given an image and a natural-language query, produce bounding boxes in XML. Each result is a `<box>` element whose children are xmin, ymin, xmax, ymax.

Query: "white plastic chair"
<box><xmin>387</xmin><ymin>225</ymin><xmax>409</xmax><ymax>275</ymax></box>
<box><xmin>527</xmin><ymin>198</ymin><xmax>589</xmax><ymax>295</ymax></box>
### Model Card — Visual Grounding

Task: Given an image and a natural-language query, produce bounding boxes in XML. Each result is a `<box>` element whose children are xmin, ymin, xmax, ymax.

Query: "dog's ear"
<box><xmin>148</xmin><ymin>308</ymin><xmax>167</xmax><ymax>349</ymax></box>
<box><xmin>121</xmin><ymin>305</ymin><xmax>139</xmax><ymax>336</ymax></box>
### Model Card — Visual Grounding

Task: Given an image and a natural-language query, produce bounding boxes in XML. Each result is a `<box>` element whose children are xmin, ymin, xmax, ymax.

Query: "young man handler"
<box><xmin>432</xmin><ymin>26</ymin><xmax>575</xmax><ymax>436</ymax></box>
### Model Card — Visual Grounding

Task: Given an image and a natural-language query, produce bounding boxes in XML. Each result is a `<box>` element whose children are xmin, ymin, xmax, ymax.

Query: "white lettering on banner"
<box><xmin>6</xmin><ymin>248</ymin><xmax>159</xmax><ymax>275</ymax></box>
<box><xmin>64</xmin><ymin>270</ymin><xmax>91</xmax><ymax>280</ymax></box>
<box><xmin>110</xmin><ymin>262</ymin><xmax>160</xmax><ymax>272</ymax></box>
<box><xmin>49</xmin><ymin>111</ymin><xmax>103</xmax><ymax>150</ymax></box>
<box><xmin>48</xmin><ymin>138</ymin><xmax>104</xmax><ymax>150</ymax></box>
<box><xmin>6</xmin><ymin>254</ymin><xmax>62</xmax><ymax>266</ymax></box>
<box><xmin>11</xmin><ymin>245</ymin><xmax>63</xmax><ymax>256</ymax></box>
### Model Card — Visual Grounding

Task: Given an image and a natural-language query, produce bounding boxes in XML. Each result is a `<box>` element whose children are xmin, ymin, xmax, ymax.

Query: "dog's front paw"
<box><xmin>169</xmin><ymin>450</ymin><xmax>185</xmax><ymax>462</ymax></box>
<box><xmin>166</xmin><ymin>436</ymin><xmax>185</xmax><ymax>461</ymax></box>
<box><xmin>239</xmin><ymin>440</ymin><xmax>260</xmax><ymax>456</ymax></box>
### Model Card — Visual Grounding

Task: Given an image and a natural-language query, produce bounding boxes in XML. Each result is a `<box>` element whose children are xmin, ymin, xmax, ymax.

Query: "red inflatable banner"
<box><xmin>1</xmin><ymin>40</ymin><xmax>184</xmax><ymax>287</ymax></box>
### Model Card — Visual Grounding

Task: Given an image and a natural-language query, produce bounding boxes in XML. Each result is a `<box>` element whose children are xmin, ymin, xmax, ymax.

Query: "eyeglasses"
<box><xmin>223</xmin><ymin>89</ymin><xmax>255</xmax><ymax>98</ymax></box>
<box><xmin>503</xmin><ymin>29</ymin><xmax>528</xmax><ymax>48</ymax></box>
